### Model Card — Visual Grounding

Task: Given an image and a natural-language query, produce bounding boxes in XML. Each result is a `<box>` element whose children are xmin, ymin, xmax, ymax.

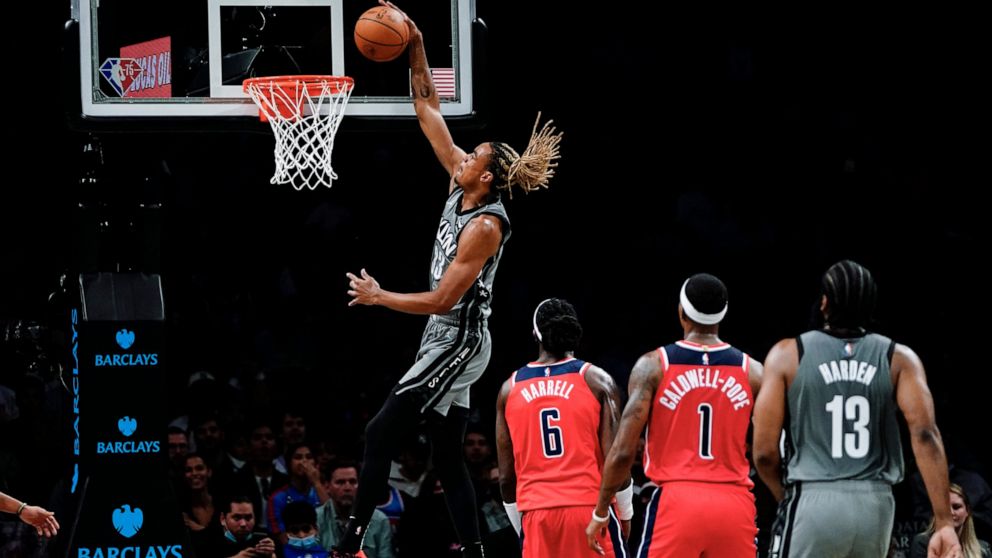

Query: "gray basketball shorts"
<box><xmin>768</xmin><ymin>480</ymin><xmax>894</xmax><ymax>558</ymax></box>
<box><xmin>392</xmin><ymin>317</ymin><xmax>492</xmax><ymax>416</ymax></box>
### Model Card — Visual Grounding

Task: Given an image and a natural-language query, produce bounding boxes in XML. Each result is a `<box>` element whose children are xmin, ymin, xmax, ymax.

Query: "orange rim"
<box><xmin>243</xmin><ymin>75</ymin><xmax>354</xmax><ymax>95</ymax></box>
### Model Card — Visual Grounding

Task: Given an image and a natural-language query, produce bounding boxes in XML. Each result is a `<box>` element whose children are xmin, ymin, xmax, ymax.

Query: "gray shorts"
<box><xmin>769</xmin><ymin>480</ymin><xmax>894</xmax><ymax>558</ymax></box>
<box><xmin>393</xmin><ymin>317</ymin><xmax>491</xmax><ymax>416</ymax></box>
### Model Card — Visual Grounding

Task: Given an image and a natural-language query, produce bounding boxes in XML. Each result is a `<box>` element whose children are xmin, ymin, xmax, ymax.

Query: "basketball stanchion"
<box><xmin>243</xmin><ymin>75</ymin><xmax>354</xmax><ymax>191</ymax></box>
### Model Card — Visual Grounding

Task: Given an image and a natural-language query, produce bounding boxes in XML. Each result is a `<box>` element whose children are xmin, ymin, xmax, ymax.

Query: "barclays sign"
<box><xmin>75</xmin><ymin>504</ymin><xmax>184</xmax><ymax>557</ymax></box>
<box><xmin>95</xmin><ymin>329</ymin><xmax>159</xmax><ymax>367</ymax></box>
<box><xmin>96</xmin><ymin>417</ymin><xmax>160</xmax><ymax>455</ymax></box>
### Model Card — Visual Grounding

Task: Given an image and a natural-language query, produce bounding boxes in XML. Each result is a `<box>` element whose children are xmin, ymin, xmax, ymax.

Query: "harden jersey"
<box><xmin>644</xmin><ymin>341</ymin><xmax>754</xmax><ymax>487</ymax></box>
<box><xmin>505</xmin><ymin>358</ymin><xmax>603</xmax><ymax>511</ymax></box>
<box><xmin>784</xmin><ymin>330</ymin><xmax>903</xmax><ymax>484</ymax></box>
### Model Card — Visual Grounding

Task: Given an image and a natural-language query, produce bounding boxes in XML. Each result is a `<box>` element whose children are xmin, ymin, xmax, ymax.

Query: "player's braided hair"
<box><xmin>821</xmin><ymin>260</ymin><xmax>877</xmax><ymax>332</ymax></box>
<box><xmin>488</xmin><ymin>113</ymin><xmax>563</xmax><ymax>198</ymax></box>
<box><xmin>535</xmin><ymin>298</ymin><xmax>583</xmax><ymax>356</ymax></box>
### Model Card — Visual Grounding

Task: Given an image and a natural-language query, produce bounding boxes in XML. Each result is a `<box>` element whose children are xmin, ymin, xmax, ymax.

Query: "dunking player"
<box><xmin>495</xmin><ymin>299</ymin><xmax>631</xmax><ymax>558</ymax></box>
<box><xmin>342</xmin><ymin>2</ymin><xmax>563</xmax><ymax>556</ymax></box>
<box><xmin>587</xmin><ymin>274</ymin><xmax>762</xmax><ymax>557</ymax></box>
<box><xmin>752</xmin><ymin>260</ymin><xmax>962</xmax><ymax>557</ymax></box>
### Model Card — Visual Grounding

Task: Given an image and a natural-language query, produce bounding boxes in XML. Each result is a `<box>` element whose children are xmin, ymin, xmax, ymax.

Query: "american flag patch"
<box><xmin>431</xmin><ymin>68</ymin><xmax>456</xmax><ymax>98</ymax></box>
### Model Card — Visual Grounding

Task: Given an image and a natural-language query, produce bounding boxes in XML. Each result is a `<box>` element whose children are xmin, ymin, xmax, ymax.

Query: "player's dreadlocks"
<box><xmin>821</xmin><ymin>260</ymin><xmax>877</xmax><ymax>332</ymax></box>
<box><xmin>488</xmin><ymin>113</ymin><xmax>563</xmax><ymax>199</ymax></box>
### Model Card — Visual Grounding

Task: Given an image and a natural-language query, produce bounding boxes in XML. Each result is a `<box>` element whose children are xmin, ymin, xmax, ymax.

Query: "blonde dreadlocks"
<box><xmin>488</xmin><ymin>113</ymin><xmax>563</xmax><ymax>199</ymax></box>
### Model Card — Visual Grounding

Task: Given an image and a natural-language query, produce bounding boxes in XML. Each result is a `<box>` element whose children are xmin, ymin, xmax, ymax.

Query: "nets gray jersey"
<box><xmin>428</xmin><ymin>187</ymin><xmax>510</xmax><ymax>325</ymax></box>
<box><xmin>784</xmin><ymin>330</ymin><xmax>904</xmax><ymax>484</ymax></box>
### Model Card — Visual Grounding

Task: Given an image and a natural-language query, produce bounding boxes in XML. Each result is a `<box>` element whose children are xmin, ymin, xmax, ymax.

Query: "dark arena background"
<box><xmin>0</xmin><ymin>2</ymin><xmax>986</xmax><ymax>557</ymax></box>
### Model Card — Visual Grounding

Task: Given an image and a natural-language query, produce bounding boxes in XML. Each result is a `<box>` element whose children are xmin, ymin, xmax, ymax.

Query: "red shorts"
<box><xmin>522</xmin><ymin>505</ymin><xmax>626</xmax><ymax>558</ymax></box>
<box><xmin>638</xmin><ymin>481</ymin><xmax>756</xmax><ymax>558</ymax></box>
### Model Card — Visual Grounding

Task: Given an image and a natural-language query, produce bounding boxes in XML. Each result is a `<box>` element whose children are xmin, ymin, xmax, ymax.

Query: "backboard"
<box><xmin>71</xmin><ymin>0</ymin><xmax>476</xmax><ymax>119</ymax></box>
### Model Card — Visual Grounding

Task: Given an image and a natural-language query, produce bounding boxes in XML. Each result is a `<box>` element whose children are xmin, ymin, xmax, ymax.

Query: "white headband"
<box><xmin>533</xmin><ymin>298</ymin><xmax>553</xmax><ymax>342</ymax></box>
<box><xmin>680</xmin><ymin>279</ymin><xmax>727</xmax><ymax>325</ymax></box>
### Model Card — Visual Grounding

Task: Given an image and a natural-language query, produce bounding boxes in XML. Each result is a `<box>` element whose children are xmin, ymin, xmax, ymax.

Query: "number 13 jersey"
<box><xmin>784</xmin><ymin>330</ymin><xmax>903</xmax><ymax>484</ymax></box>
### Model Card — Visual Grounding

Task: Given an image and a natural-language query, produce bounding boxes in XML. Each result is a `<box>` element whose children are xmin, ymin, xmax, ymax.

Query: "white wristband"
<box><xmin>616</xmin><ymin>483</ymin><xmax>634</xmax><ymax>521</ymax></box>
<box><xmin>502</xmin><ymin>501</ymin><xmax>522</xmax><ymax>535</ymax></box>
<box><xmin>591</xmin><ymin>508</ymin><xmax>610</xmax><ymax>523</ymax></box>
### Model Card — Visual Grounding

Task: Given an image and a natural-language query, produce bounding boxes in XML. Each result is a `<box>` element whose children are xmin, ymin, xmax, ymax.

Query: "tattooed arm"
<box><xmin>586</xmin><ymin>351</ymin><xmax>661</xmax><ymax>553</ymax></box>
<box><xmin>382</xmin><ymin>1</ymin><xmax>465</xmax><ymax>182</ymax></box>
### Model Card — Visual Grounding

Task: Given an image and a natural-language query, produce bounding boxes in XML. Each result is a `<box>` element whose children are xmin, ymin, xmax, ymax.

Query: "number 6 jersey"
<box><xmin>505</xmin><ymin>358</ymin><xmax>604</xmax><ymax>511</ymax></box>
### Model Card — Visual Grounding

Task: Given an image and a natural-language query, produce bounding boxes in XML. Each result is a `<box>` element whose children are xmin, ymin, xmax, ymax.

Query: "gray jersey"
<box><xmin>784</xmin><ymin>330</ymin><xmax>904</xmax><ymax>484</ymax></box>
<box><xmin>428</xmin><ymin>187</ymin><xmax>510</xmax><ymax>325</ymax></box>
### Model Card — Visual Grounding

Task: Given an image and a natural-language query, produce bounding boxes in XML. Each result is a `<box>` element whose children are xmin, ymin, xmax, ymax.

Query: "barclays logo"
<box><xmin>75</xmin><ymin>504</ymin><xmax>184</xmax><ymax>556</ymax></box>
<box><xmin>96</xmin><ymin>329</ymin><xmax>158</xmax><ymax>367</ymax></box>
<box><xmin>118</xmin><ymin>416</ymin><xmax>137</xmax><ymax>437</ymax></box>
<box><xmin>116</xmin><ymin>329</ymin><xmax>136</xmax><ymax>350</ymax></box>
<box><xmin>112</xmin><ymin>505</ymin><xmax>143</xmax><ymax>538</ymax></box>
<box><xmin>97</xmin><ymin>416</ymin><xmax>160</xmax><ymax>454</ymax></box>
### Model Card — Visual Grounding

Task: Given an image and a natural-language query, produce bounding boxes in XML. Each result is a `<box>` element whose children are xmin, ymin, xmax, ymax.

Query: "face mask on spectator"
<box><xmin>287</xmin><ymin>534</ymin><xmax>318</xmax><ymax>548</ymax></box>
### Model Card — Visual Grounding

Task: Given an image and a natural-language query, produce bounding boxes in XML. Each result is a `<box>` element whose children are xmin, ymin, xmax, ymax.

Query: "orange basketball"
<box><xmin>354</xmin><ymin>6</ymin><xmax>410</xmax><ymax>62</ymax></box>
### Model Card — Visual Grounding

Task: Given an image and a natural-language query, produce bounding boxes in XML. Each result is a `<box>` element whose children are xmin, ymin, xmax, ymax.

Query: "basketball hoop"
<box><xmin>243</xmin><ymin>75</ymin><xmax>354</xmax><ymax>191</ymax></box>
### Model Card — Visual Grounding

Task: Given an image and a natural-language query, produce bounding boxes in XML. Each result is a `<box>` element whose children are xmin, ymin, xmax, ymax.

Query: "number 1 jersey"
<box><xmin>644</xmin><ymin>341</ymin><xmax>754</xmax><ymax>487</ymax></box>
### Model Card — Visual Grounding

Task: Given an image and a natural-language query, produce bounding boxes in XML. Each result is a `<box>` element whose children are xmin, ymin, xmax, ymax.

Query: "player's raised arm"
<box><xmin>382</xmin><ymin>1</ymin><xmax>465</xmax><ymax>180</ymax></box>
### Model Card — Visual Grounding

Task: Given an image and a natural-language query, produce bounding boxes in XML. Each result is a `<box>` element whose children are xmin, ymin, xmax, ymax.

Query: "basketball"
<box><xmin>354</xmin><ymin>6</ymin><xmax>410</xmax><ymax>62</ymax></box>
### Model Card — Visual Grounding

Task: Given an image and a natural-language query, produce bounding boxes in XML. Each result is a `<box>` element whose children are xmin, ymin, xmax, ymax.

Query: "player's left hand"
<box><xmin>20</xmin><ymin>505</ymin><xmax>60</xmax><ymax>537</ymax></box>
<box><xmin>347</xmin><ymin>268</ymin><xmax>381</xmax><ymax>306</ymax></box>
<box><xmin>585</xmin><ymin>514</ymin><xmax>609</xmax><ymax>555</ymax></box>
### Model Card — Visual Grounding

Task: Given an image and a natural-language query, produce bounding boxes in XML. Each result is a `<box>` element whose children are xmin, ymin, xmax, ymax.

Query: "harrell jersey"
<box><xmin>429</xmin><ymin>187</ymin><xmax>510</xmax><ymax>324</ymax></box>
<box><xmin>505</xmin><ymin>358</ymin><xmax>603</xmax><ymax>512</ymax></box>
<box><xmin>784</xmin><ymin>330</ymin><xmax>903</xmax><ymax>484</ymax></box>
<box><xmin>644</xmin><ymin>341</ymin><xmax>754</xmax><ymax>487</ymax></box>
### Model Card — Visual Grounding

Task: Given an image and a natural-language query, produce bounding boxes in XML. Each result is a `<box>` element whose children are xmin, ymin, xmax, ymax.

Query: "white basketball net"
<box><xmin>244</xmin><ymin>77</ymin><xmax>354</xmax><ymax>191</ymax></box>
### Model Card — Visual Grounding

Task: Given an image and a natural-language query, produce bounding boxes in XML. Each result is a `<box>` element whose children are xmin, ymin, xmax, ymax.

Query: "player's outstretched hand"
<box><xmin>379</xmin><ymin>0</ymin><xmax>416</xmax><ymax>33</ymax></box>
<box><xmin>20</xmin><ymin>505</ymin><xmax>59</xmax><ymax>537</ymax></box>
<box><xmin>347</xmin><ymin>268</ymin><xmax>381</xmax><ymax>307</ymax></box>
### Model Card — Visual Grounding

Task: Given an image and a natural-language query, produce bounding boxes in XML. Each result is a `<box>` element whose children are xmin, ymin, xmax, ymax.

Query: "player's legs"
<box><xmin>427</xmin><ymin>406</ymin><xmax>484</xmax><ymax>557</ymax></box>
<box><xmin>768</xmin><ymin>480</ymin><xmax>894</xmax><ymax>558</ymax></box>
<box><xmin>339</xmin><ymin>322</ymin><xmax>461</xmax><ymax>553</ymax></box>
<box><xmin>522</xmin><ymin>506</ymin><xmax>623</xmax><ymax>558</ymax></box>
<box><xmin>338</xmin><ymin>392</ymin><xmax>420</xmax><ymax>553</ymax></box>
<box><xmin>637</xmin><ymin>482</ymin><xmax>756</xmax><ymax>558</ymax></box>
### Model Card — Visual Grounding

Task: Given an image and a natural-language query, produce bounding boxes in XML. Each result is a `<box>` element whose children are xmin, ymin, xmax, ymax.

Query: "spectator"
<box><xmin>316</xmin><ymin>461</ymin><xmax>394</xmax><ymax>558</ymax></box>
<box><xmin>182</xmin><ymin>453</ymin><xmax>217</xmax><ymax>533</ymax></box>
<box><xmin>268</xmin><ymin>443</ymin><xmax>328</xmax><ymax>543</ymax></box>
<box><xmin>200</xmin><ymin>496</ymin><xmax>277</xmax><ymax>558</ymax></box>
<box><xmin>283</xmin><ymin>501</ymin><xmax>329</xmax><ymax>558</ymax></box>
<box><xmin>910</xmin><ymin>484</ymin><xmax>991</xmax><ymax>558</ymax></box>
<box><xmin>232</xmin><ymin>418</ymin><xmax>288</xmax><ymax>532</ymax></box>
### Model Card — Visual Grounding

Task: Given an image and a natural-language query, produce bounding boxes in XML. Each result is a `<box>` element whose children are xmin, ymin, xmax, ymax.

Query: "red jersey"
<box><xmin>643</xmin><ymin>341</ymin><xmax>754</xmax><ymax>487</ymax></box>
<box><xmin>505</xmin><ymin>358</ymin><xmax>604</xmax><ymax>511</ymax></box>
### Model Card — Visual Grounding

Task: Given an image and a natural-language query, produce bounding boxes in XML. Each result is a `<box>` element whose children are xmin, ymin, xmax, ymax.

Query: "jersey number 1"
<box><xmin>697</xmin><ymin>404</ymin><xmax>714</xmax><ymax>459</ymax></box>
<box><xmin>540</xmin><ymin>408</ymin><xmax>564</xmax><ymax>458</ymax></box>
